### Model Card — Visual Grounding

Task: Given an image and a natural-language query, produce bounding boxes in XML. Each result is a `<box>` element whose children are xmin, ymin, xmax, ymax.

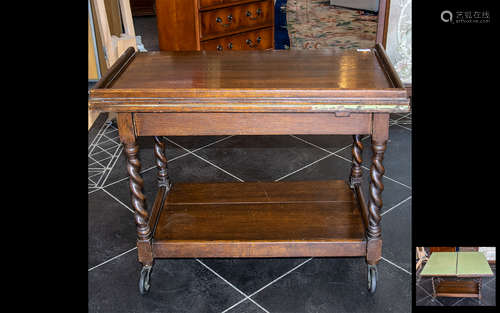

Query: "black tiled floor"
<box><xmin>252</xmin><ymin>259</ymin><xmax>411</xmax><ymax>313</ymax></box>
<box><xmin>194</xmin><ymin>135</ymin><xmax>330</xmax><ymax>182</ymax></box>
<box><xmin>199</xmin><ymin>258</ymin><xmax>310</xmax><ymax>295</ymax></box>
<box><xmin>89</xmin><ymin>118</ymin><xmax>412</xmax><ymax>312</ymax></box>
<box><xmin>88</xmin><ymin>189</ymin><xmax>136</xmax><ymax>269</ymax></box>
<box><xmin>88</xmin><ymin>251</ymin><xmax>244</xmax><ymax>312</ymax></box>
<box><xmin>381</xmin><ymin>200</ymin><xmax>412</xmax><ymax>272</ymax></box>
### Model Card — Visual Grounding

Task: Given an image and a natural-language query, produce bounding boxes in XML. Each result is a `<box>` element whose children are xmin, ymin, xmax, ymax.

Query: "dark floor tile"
<box><xmin>88</xmin><ymin>252</ymin><xmax>244</xmax><ymax>313</ymax></box>
<box><xmin>281</xmin><ymin>154</ymin><xmax>412</xmax><ymax>213</ymax></box>
<box><xmin>415</xmin><ymin>285</ymin><xmax>432</xmax><ymax>302</ymax></box>
<box><xmin>415</xmin><ymin>295</ymin><xmax>442</xmax><ymax>306</ymax></box>
<box><xmin>103</xmin><ymin>136</ymin><xmax>225</xmax><ymax>187</ymax></box>
<box><xmin>381</xmin><ymin>200</ymin><xmax>412</xmax><ymax>272</ymax></box>
<box><xmin>395</xmin><ymin>119</ymin><xmax>412</xmax><ymax>130</ymax></box>
<box><xmin>194</xmin><ymin>135</ymin><xmax>329</xmax><ymax>181</ymax></box>
<box><xmin>482</xmin><ymin>267</ymin><xmax>496</xmax><ymax>286</ymax></box>
<box><xmin>226</xmin><ymin>299</ymin><xmax>266</xmax><ymax>313</ymax></box>
<box><xmin>435</xmin><ymin>296</ymin><xmax>463</xmax><ymax>306</ymax></box>
<box><xmin>166</xmin><ymin>135</ymin><xmax>230</xmax><ymax>151</ymax></box>
<box><xmin>477</xmin><ymin>283</ymin><xmax>496</xmax><ymax>306</ymax></box>
<box><xmin>199</xmin><ymin>258</ymin><xmax>309</xmax><ymax>295</ymax></box>
<box><xmin>416</xmin><ymin>276</ymin><xmax>434</xmax><ymax>298</ymax></box>
<box><xmin>338</xmin><ymin>125</ymin><xmax>411</xmax><ymax>187</ymax></box>
<box><xmin>253</xmin><ymin>258</ymin><xmax>411</xmax><ymax>313</ymax></box>
<box><xmin>88</xmin><ymin>190</ymin><xmax>136</xmax><ymax>268</ymax></box>
<box><xmin>390</xmin><ymin>113</ymin><xmax>407</xmax><ymax>120</ymax></box>
<box><xmin>292</xmin><ymin>134</ymin><xmax>354</xmax><ymax>153</ymax></box>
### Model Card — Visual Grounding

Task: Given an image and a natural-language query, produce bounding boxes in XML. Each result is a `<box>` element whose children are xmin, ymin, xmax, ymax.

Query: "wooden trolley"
<box><xmin>88</xmin><ymin>45</ymin><xmax>410</xmax><ymax>294</ymax></box>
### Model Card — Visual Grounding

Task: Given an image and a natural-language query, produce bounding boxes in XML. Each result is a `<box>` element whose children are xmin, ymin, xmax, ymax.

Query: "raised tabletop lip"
<box><xmin>88</xmin><ymin>45</ymin><xmax>410</xmax><ymax>113</ymax></box>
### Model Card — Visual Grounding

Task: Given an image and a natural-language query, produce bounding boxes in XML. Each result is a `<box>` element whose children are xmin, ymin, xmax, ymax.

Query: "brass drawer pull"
<box><xmin>247</xmin><ymin>8</ymin><xmax>262</xmax><ymax>20</ymax></box>
<box><xmin>246</xmin><ymin>37</ymin><xmax>261</xmax><ymax>48</ymax></box>
<box><xmin>217</xmin><ymin>44</ymin><xmax>223</xmax><ymax>51</ymax></box>
<box><xmin>216</xmin><ymin>15</ymin><xmax>231</xmax><ymax>27</ymax></box>
<box><xmin>227</xmin><ymin>42</ymin><xmax>233</xmax><ymax>49</ymax></box>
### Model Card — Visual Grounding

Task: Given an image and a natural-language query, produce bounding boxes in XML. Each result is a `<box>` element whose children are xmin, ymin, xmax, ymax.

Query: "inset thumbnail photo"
<box><xmin>415</xmin><ymin>247</ymin><xmax>496</xmax><ymax>306</ymax></box>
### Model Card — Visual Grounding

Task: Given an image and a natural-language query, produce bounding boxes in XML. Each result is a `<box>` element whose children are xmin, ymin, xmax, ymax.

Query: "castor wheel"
<box><xmin>139</xmin><ymin>265</ymin><xmax>152</xmax><ymax>295</ymax></box>
<box><xmin>367</xmin><ymin>264</ymin><xmax>378</xmax><ymax>293</ymax></box>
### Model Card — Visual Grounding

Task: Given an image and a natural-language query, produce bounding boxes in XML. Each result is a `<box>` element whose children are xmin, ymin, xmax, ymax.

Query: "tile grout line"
<box><xmin>394</xmin><ymin>113</ymin><xmax>411</xmax><ymax>122</ymax></box>
<box><xmin>483</xmin><ymin>277</ymin><xmax>496</xmax><ymax>288</ymax></box>
<box><xmin>97</xmin><ymin>136</ymin><xmax>233</xmax><ymax>190</ymax></box>
<box><xmin>332</xmin><ymin>153</ymin><xmax>412</xmax><ymax>190</ymax></box>
<box><xmin>88</xmin><ymin>246</ymin><xmax>137</xmax><ymax>272</ymax></box>
<box><xmin>381</xmin><ymin>196</ymin><xmax>412</xmax><ymax>216</ymax></box>
<box><xmin>289</xmin><ymin>135</ymin><xmax>337</xmax><ymax>155</ymax></box>
<box><xmin>164</xmin><ymin>137</ymin><xmax>245</xmax><ymax>182</ymax></box>
<box><xmin>395</xmin><ymin>124</ymin><xmax>412</xmax><ymax>131</ymax></box>
<box><xmin>88</xmin><ymin>120</ymin><xmax>113</xmax><ymax>151</ymax></box>
<box><xmin>451</xmin><ymin>297</ymin><xmax>466</xmax><ymax>306</ymax></box>
<box><xmin>381</xmin><ymin>256</ymin><xmax>411</xmax><ymax>275</ymax></box>
<box><xmin>274</xmin><ymin>154</ymin><xmax>335</xmax><ymax>181</ymax></box>
<box><xmin>416</xmin><ymin>284</ymin><xmax>443</xmax><ymax>306</ymax></box>
<box><xmin>101</xmin><ymin>188</ymin><xmax>135</xmax><ymax>214</ymax></box>
<box><xmin>221</xmin><ymin>258</ymin><xmax>314</xmax><ymax>313</ymax></box>
<box><xmin>416</xmin><ymin>289</ymin><xmax>444</xmax><ymax>306</ymax></box>
<box><xmin>195</xmin><ymin>259</ymin><xmax>270</xmax><ymax>313</ymax></box>
<box><xmin>97</xmin><ymin>145</ymin><xmax>124</xmax><ymax>187</ymax></box>
<box><xmin>289</xmin><ymin>134</ymin><xmax>412</xmax><ymax>190</ymax></box>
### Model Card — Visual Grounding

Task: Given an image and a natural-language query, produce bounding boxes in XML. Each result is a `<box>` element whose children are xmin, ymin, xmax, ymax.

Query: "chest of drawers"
<box><xmin>156</xmin><ymin>0</ymin><xmax>274</xmax><ymax>51</ymax></box>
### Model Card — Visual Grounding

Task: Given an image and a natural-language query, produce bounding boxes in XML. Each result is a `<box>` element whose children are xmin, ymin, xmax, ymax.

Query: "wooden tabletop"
<box><xmin>89</xmin><ymin>44</ymin><xmax>410</xmax><ymax>113</ymax></box>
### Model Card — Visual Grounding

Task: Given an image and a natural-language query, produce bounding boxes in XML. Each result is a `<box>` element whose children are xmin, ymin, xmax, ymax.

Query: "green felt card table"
<box><xmin>420</xmin><ymin>252</ymin><xmax>494</xmax><ymax>300</ymax></box>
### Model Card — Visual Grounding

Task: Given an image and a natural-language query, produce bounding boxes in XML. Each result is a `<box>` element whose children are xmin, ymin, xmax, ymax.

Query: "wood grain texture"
<box><xmin>88</xmin><ymin>48</ymin><xmax>410</xmax><ymax>113</ymax></box>
<box><xmin>435</xmin><ymin>280</ymin><xmax>480</xmax><ymax>298</ymax></box>
<box><xmin>134</xmin><ymin>112</ymin><xmax>372</xmax><ymax>136</ymax></box>
<box><xmin>200</xmin><ymin>27</ymin><xmax>273</xmax><ymax>51</ymax></box>
<box><xmin>200</xmin><ymin>0</ymin><xmax>273</xmax><ymax>40</ymax></box>
<box><xmin>100</xmin><ymin>49</ymin><xmax>395</xmax><ymax>89</ymax></box>
<box><xmin>151</xmin><ymin>180</ymin><xmax>367</xmax><ymax>258</ymax></box>
<box><xmin>155</xmin><ymin>0</ymin><xmax>200</xmax><ymax>51</ymax></box>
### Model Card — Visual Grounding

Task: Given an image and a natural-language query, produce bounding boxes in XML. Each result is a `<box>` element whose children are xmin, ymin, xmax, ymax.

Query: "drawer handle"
<box><xmin>216</xmin><ymin>15</ymin><xmax>232</xmax><ymax>27</ymax></box>
<box><xmin>247</xmin><ymin>8</ymin><xmax>262</xmax><ymax>20</ymax></box>
<box><xmin>217</xmin><ymin>44</ymin><xmax>223</xmax><ymax>51</ymax></box>
<box><xmin>246</xmin><ymin>37</ymin><xmax>261</xmax><ymax>48</ymax></box>
<box><xmin>227</xmin><ymin>42</ymin><xmax>233</xmax><ymax>49</ymax></box>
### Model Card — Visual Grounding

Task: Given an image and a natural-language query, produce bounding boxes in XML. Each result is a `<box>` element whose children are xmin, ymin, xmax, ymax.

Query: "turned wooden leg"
<box><xmin>154</xmin><ymin>136</ymin><xmax>171</xmax><ymax>189</ymax></box>
<box><xmin>124</xmin><ymin>142</ymin><xmax>151</xmax><ymax>242</ymax></box>
<box><xmin>367</xmin><ymin>139</ymin><xmax>386</xmax><ymax>241</ymax></box>
<box><xmin>118</xmin><ymin>113</ymin><xmax>153</xmax><ymax>267</ymax></box>
<box><xmin>349</xmin><ymin>134</ymin><xmax>363</xmax><ymax>188</ymax></box>
<box><xmin>366</xmin><ymin>114</ymin><xmax>389</xmax><ymax>267</ymax></box>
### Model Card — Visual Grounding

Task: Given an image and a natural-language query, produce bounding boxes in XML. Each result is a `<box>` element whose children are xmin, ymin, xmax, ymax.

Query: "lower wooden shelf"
<box><xmin>151</xmin><ymin>180</ymin><xmax>367</xmax><ymax>258</ymax></box>
<box><xmin>435</xmin><ymin>280</ymin><xmax>480</xmax><ymax>298</ymax></box>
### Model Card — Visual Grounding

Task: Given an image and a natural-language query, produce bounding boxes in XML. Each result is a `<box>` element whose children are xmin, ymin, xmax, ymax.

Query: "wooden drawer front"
<box><xmin>134</xmin><ymin>113</ymin><xmax>372</xmax><ymax>136</ymax></box>
<box><xmin>200</xmin><ymin>0</ymin><xmax>273</xmax><ymax>39</ymax></box>
<box><xmin>201</xmin><ymin>27</ymin><xmax>272</xmax><ymax>50</ymax></box>
<box><xmin>199</xmin><ymin>0</ymin><xmax>249</xmax><ymax>9</ymax></box>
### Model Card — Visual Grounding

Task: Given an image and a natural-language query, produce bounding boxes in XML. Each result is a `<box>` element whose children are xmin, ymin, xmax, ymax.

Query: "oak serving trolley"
<box><xmin>88</xmin><ymin>44</ymin><xmax>410</xmax><ymax>295</ymax></box>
